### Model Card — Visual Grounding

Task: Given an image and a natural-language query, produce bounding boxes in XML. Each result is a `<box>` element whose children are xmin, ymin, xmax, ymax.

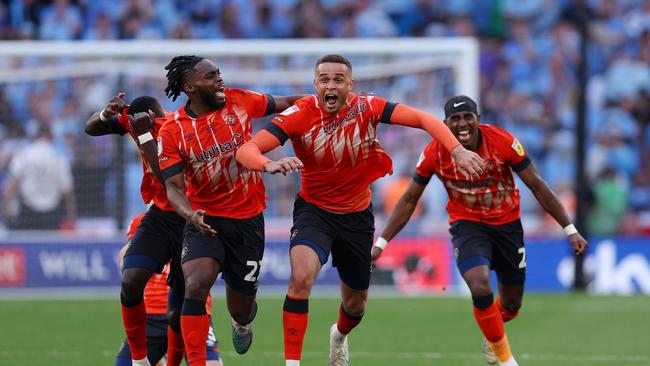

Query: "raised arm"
<box><xmin>129</xmin><ymin>110</ymin><xmax>164</xmax><ymax>184</ymax></box>
<box><xmin>517</xmin><ymin>163</ymin><xmax>588</xmax><ymax>255</ymax></box>
<box><xmin>84</xmin><ymin>92</ymin><xmax>127</xmax><ymax>136</ymax></box>
<box><xmin>236</xmin><ymin>130</ymin><xmax>302</xmax><ymax>175</ymax></box>
<box><xmin>371</xmin><ymin>180</ymin><xmax>427</xmax><ymax>266</ymax></box>
<box><xmin>389</xmin><ymin>104</ymin><xmax>485</xmax><ymax>178</ymax></box>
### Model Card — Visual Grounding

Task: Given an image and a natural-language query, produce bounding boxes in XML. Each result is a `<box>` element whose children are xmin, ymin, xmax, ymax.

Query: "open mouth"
<box><xmin>215</xmin><ymin>86</ymin><xmax>226</xmax><ymax>101</ymax></box>
<box><xmin>324</xmin><ymin>94</ymin><xmax>338</xmax><ymax>108</ymax></box>
<box><xmin>457</xmin><ymin>130</ymin><xmax>472</xmax><ymax>143</ymax></box>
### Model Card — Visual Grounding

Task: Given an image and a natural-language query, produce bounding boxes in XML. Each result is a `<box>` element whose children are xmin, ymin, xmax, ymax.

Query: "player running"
<box><xmin>235</xmin><ymin>54</ymin><xmax>485</xmax><ymax>366</ymax></box>
<box><xmin>158</xmin><ymin>55</ymin><xmax>303</xmax><ymax>366</ymax></box>
<box><xmin>115</xmin><ymin>214</ymin><xmax>224</xmax><ymax>366</ymax></box>
<box><xmin>372</xmin><ymin>95</ymin><xmax>588</xmax><ymax>366</ymax></box>
<box><xmin>85</xmin><ymin>95</ymin><xmax>187</xmax><ymax>366</ymax></box>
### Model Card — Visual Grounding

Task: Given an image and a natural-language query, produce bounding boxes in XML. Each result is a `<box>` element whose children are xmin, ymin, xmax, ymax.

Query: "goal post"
<box><xmin>0</xmin><ymin>38</ymin><xmax>479</xmax><ymax>235</ymax></box>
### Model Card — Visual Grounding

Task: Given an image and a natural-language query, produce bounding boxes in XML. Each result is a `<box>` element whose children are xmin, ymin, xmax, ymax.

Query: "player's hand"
<box><xmin>371</xmin><ymin>245</ymin><xmax>383</xmax><ymax>269</ymax></box>
<box><xmin>570</xmin><ymin>232</ymin><xmax>588</xmax><ymax>255</ymax></box>
<box><xmin>189</xmin><ymin>210</ymin><xmax>217</xmax><ymax>236</ymax></box>
<box><xmin>129</xmin><ymin>109</ymin><xmax>156</xmax><ymax>136</ymax></box>
<box><xmin>103</xmin><ymin>92</ymin><xmax>127</xmax><ymax>119</ymax></box>
<box><xmin>451</xmin><ymin>145</ymin><xmax>485</xmax><ymax>179</ymax></box>
<box><xmin>263</xmin><ymin>157</ymin><xmax>303</xmax><ymax>175</ymax></box>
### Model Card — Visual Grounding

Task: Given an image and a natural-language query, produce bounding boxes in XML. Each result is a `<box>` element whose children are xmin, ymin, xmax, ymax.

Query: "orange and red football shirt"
<box><xmin>415</xmin><ymin>124</ymin><xmax>530</xmax><ymax>225</ymax></box>
<box><xmin>126</xmin><ymin>213</ymin><xmax>211</xmax><ymax>315</ymax></box>
<box><xmin>158</xmin><ymin>88</ymin><xmax>272</xmax><ymax>219</ymax></box>
<box><xmin>116</xmin><ymin>109</ymin><xmax>176</xmax><ymax>212</ymax></box>
<box><xmin>265</xmin><ymin>93</ymin><xmax>396</xmax><ymax>213</ymax></box>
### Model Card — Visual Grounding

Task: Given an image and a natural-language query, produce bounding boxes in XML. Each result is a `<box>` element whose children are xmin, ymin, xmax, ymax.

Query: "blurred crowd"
<box><xmin>0</xmin><ymin>0</ymin><xmax>649</xmax><ymax>237</ymax></box>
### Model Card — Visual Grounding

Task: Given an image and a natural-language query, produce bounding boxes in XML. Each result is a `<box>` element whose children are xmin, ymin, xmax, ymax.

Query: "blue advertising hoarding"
<box><xmin>1</xmin><ymin>237</ymin><xmax>648</xmax><ymax>294</ymax></box>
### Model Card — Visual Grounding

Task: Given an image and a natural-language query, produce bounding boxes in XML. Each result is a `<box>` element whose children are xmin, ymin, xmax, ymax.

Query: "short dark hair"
<box><xmin>164</xmin><ymin>55</ymin><xmax>204</xmax><ymax>101</ymax></box>
<box><xmin>129</xmin><ymin>96</ymin><xmax>164</xmax><ymax>117</ymax></box>
<box><xmin>315</xmin><ymin>54</ymin><xmax>352</xmax><ymax>73</ymax></box>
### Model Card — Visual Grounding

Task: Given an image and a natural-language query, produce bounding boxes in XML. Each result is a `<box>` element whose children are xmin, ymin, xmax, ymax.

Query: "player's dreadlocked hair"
<box><xmin>164</xmin><ymin>55</ymin><xmax>204</xmax><ymax>101</ymax></box>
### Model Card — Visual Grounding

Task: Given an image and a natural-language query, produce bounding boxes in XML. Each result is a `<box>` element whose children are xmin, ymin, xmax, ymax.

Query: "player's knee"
<box><xmin>502</xmin><ymin>297</ymin><xmax>522</xmax><ymax>313</ymax></box>
<box><xmin>289</xmin><ymin>269</ymin><xmax>316</xmax><ymax>294</ymax></box>
<box><xmin>342</xmin><ymin>297</ymin><xmax>366</xmax><ymax>317</ymax></box>
<box><xmin>467</xmin><ymin>280</ymin><xmax>492</xmax><ymax>298</ymax></box>
<box><xmin>120</xmin><ymin>270</ymin><xmax>149</xmax><ymax>298</ymax></box>
<box><xmin>184</xmin><ymin>275</ymin><xmax>210</xmax><ymax>299</ymax></box>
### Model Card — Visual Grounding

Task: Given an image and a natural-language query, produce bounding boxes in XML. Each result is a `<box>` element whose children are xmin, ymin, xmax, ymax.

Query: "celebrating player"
<box><xmin>85</xmin><ymin>95</ymin><xmax>188</xmax><ymax>366</ymax></box>
<box><xmin>372</xmin><ymin>95</ymin><xmax>588</xmax><ymax>366</ymax></box>
<box><xmin>235</xmin><ymin>54</ymin><xmax>485</xmax><ymax>366</ymax></box>
<box><xmin>157</xmin><ymin>55</ymin><xmax>303</xmax><ymax>366</ymax></box>
<box><xmin>115</xmin><ymin>214</ymin><xmax>224</xmax><ymax>366</ymax></box>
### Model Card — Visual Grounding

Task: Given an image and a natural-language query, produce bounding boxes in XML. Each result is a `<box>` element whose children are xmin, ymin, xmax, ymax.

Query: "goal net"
<box><xmin>0</xmin><ymin>38</ymin><xmax>479</xmax><ymax>236</ymax></box>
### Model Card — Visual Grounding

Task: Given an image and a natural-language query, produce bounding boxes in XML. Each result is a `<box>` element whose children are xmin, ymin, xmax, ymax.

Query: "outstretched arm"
<box><xmin>371</xmin><ymin>180</ymin><xmax>427</xmax><ymax>267</ymax></box>
<box><xmin>517</xmin><ymin>163</ymin><xmax>588</xmax><ymax>255</ymax></box>
<box><xmin>389</xmin><ymin>104</ymin><xmax>485</xmax><ymax>178</ymax></box>
<box><xmin>164</xmin><ymin>173</ymin><xmax>216</xmax><ymax>236</ymax></box>
<box><xmin>236</xmin><ymin>130</ymin><xmax>302</xmax><ymax>174</ymax></box>
<box><xmin>270</xmin><ymin>95</ymin><xmax>306</xmax><ymax>113</ymax></box>
<box><xmin>84</xmin><ymin>92</ymin><xmax>127</xmax><ymax>136</ymax></box>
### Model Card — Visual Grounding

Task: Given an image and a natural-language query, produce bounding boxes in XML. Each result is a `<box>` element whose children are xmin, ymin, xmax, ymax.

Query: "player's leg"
<box><xmin>496</xmin><ymin>283</ymin><xmax>524</xmax><ymax>323</ymax></box>
<box><xmin>180</xmin><ymin>218</ymin><xmax>224</xmax><ymax>366</ymax></box>
<box><xmin>219</xmin><ymin>213</ymin><xmax>265</xmax><ymax>354</ymax></box>
<box><xmin>328</xmin><ymin>206</ymin><xmax>374</xmax><ymax>366</ymax></box>
<box><xmin>121</xmin><ymin>267</ymin><xmax>153</xmax><ymax>365</ymax></box>
<box><xmin>452</xmin><ymin>220</ymin><xmax>517</xmax><ymax>366</ymax></box>
<box><xmin>181</xmin><ymin>257</ymin><xmax>220</xmax><ymax>366</ymax></box>
<box><xmin>122</xmin><ymin>209</ymin><xmax>171</xmax><ymax>366</ymax></box>
<box><xmin>165</xmin><ymin>274</ymin><xmax>186</xmax><ymax>366</ymax></box>
<box><xmin>284</xmin><ymin>197</ymin><xmax>335</xmax><ymax>366</ymax></box>
<box><xmin>163</xmin><ymin>214</ymin><xmax>187</xmax><ymax>366</ymax></box>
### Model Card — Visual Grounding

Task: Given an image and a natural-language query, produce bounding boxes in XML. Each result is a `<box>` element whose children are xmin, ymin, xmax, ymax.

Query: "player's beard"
<box><xmin>199</xmin><ymin>88</ymin><xmax>226</xmax><ymax>110</ymax></box>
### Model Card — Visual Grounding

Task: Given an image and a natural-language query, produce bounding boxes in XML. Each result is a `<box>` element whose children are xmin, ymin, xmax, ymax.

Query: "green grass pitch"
<box><xmin>0</xmin><ymin>294</ymin><xmax>648</xmax><ymax>366</ymax></box>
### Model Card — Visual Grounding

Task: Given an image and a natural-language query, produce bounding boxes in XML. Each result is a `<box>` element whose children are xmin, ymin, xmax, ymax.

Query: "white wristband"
<box><xmin>99</xmin><ymin>109</ymin><xmax>110</xmax><ymax>122</ymax></box>
<box><xmin>138</xmin><ymin>132</ymin><xmax>153</xmax><ymax>145</ymax></box>
<box><xmin>563</xmin><ymin>224</ymin><xmax>578</xmax><ymax>236</ymax></box>
<box><xmin>374</xmin><ymin>237</ymin><xmax>389</xmax><ymax>250</ymax></box>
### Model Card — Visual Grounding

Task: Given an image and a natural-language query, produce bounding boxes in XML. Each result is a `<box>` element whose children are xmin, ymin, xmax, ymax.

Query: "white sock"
<box><xmin>286</xmin><ymin>360</ymin><xmax>300</xmax><ymax>366</ymax></box>
<box><xmin>499</xmin><ymin>356</ymin><xmax>518</xmax><ymax>366</ymax></box>
<box><xmin>132</xmin><ymin>357</ymin><xmax>151</xmax><ymax>366</ymax></box>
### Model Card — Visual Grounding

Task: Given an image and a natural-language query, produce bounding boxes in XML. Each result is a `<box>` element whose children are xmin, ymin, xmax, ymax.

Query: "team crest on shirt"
<box><xmin>511</xmin><ymin>139</ymin><xmax>524</xmax><ymax>156</ymax></box>
<box><xmin>225</xmin><ymin>114</ymin><xmax>236</xmax><ymax>125</ymax></box>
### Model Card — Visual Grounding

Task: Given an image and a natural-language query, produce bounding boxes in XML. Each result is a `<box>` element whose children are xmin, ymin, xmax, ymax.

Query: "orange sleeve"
<box><xmin>236</xmin><ymin>129</ymin><xmax>283</xmax><ymax>171</ymax></box>
<box><xmin>390</xmin><ymin>104</ymin><xmax>460</xmax><ymax>152</ymax></box>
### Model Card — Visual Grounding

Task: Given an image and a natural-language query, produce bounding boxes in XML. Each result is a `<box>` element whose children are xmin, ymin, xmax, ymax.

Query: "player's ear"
<box><xmin>350</xmin><ymin>78</ymin><xmax>356</xmax><ymax>89</ymax></box>
<box><xmin>183</xmin><ymin>81</ymin><xmax>194</xmax><ymax>94</ymax></box>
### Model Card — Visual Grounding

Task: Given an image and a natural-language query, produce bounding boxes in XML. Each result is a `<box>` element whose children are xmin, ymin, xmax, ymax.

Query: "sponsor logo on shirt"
<box><xmin>194</xmin><ymin>133</ymin><xmax>244</xmax><ymax>162</ymax></box>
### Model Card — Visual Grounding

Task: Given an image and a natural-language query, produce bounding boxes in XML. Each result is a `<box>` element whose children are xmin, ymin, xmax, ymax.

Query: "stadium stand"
<box><xmin>0</xmin><ymin>0</ymin><xmax>648</xmax><ymax>235</ymax></box>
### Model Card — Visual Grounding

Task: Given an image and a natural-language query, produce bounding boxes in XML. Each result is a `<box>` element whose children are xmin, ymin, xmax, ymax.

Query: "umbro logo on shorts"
<box><xmin>290</xmin><ymin>229</ymin><xmax>298</xmax><ymax>240</ymax></box>
<box><xmin>181</xmin><ymin>246</ymin><xmax>189</xmax><ymax>259</ymax></box>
